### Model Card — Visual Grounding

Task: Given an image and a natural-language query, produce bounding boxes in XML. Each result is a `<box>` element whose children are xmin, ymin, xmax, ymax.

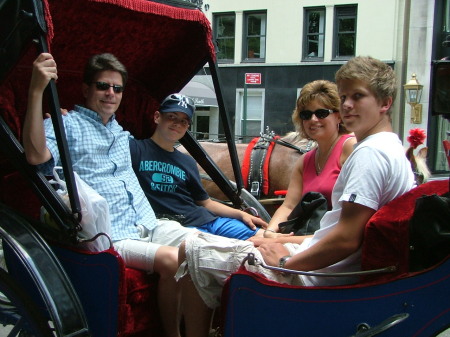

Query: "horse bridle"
<box><xmin>186</xmin><ymin>133</ymin><xmax>313</xmax><ymax>154</ymax></box>
<box><xmin>259</xmin><ymin>134</ymin><xmax>312</xmax><ymax>154</ymax></box>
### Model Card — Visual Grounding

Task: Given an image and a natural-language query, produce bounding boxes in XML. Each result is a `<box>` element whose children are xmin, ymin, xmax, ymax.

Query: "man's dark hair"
<box><xmin>83</xmin><ymin>53</ymin><xmax>128</xmax><ymax>86</ymax></box>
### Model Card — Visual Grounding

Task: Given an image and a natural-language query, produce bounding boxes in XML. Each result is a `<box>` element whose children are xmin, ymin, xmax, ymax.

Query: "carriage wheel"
<box><xmin>0</xmin><ymin>268</ymin><xmax>53</xmax><ymax>337</ymax></box>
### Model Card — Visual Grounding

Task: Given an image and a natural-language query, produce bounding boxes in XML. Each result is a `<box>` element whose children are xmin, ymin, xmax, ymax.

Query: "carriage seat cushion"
<box><xmin>361</xmin><ymin>179</ymin><xmax>449</xmax><ymax>283</ymax></box>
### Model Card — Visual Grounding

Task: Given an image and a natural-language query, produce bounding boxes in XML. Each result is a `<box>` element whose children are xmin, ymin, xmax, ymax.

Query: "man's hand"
<box><xmin>257</xmin><ymin>242</ymin><xmax>290</xmax><ymax>267</ymax></box>
<box><xmin>30</xmin><ymin>53</ymin><xmax>58</xmax><ymax>94</ymax></box>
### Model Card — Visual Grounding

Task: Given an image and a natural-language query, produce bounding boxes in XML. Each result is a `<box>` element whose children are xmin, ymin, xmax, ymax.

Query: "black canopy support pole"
<box><xmin>180</xmin><ymin>131</ymin><xmax>242</xmax><ymax>208</ymax></box>
<box><xmin>208</xmin><ymin>57</ymin><xmax>245</xmax><ymax>193</ymax></box>
<box><xmin>37</xmin><ymin>34</ymin><xmax>82</xmax><ymax>220</ymax></box>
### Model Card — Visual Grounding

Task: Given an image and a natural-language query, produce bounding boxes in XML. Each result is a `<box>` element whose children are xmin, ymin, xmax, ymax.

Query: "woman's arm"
<box><xmin>340</xmin><ymin>135</ymin><xmax>357</xmax><ymax>167</ymax></box>
<box><xmin>265</xmin><ymin>155</ymin><xmax>305</xmax><ymax>233</ymax></box>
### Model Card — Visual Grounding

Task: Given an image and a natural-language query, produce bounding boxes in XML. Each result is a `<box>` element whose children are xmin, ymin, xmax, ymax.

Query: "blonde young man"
<box><xmin>176</xmin><ymin>56</ymin><xmax>416</xmax><ymax>337</ymax></box>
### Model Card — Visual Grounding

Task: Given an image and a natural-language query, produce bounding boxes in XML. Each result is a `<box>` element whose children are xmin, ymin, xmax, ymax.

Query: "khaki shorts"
<box><xmin>177</xmin><ymin>232</ymin><xmax>304</xmax><ymax>309</ymax></box>
<box><xmin>114</xmin><ymin>219</ymin><xmax>196</xmax><ymax>273</ymax></box>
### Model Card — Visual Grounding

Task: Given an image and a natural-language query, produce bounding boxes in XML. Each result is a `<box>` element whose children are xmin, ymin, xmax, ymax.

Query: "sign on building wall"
<box><xmin>245</xmin><ymin>73</ymin><xmax>262</xmax><ymax>85</ymax></box>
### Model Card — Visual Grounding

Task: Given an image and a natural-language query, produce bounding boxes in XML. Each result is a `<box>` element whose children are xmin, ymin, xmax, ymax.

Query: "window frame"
<box><xmin>333</xmin><ymin>5</ymin><xmax>358</xmax><ymax>60</ymax></box>
<box><xmin>235</xmin><ymin>88</ymin><xmax>265</xmax><ymax>143</ymax></box>
<box><xmin>302</xmin><ymin>7</ymin><xmax>326</xmax><ymax>61</ymax></box>
<box><xmin>242</xmin><ymin>11</ymin><xmax>267</xmax><ymax>63</ymax></box>
<box><xmin>213</xmin><ymin>13</ymin><xmax>236</xmax><ymax>64</ymax></box>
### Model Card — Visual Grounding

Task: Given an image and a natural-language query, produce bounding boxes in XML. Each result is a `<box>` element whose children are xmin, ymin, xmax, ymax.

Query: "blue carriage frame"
<box><xmin>0</xmin><ymin>0</ymin><xmax>449</xmax><ymax>336</ymax></box>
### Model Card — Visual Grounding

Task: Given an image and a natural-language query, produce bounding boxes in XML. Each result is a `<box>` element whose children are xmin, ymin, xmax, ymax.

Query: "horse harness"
<box><xmin>243</xmin><ymin>133</ymin><xmax>310</xmax><ymax>199</ymax></box>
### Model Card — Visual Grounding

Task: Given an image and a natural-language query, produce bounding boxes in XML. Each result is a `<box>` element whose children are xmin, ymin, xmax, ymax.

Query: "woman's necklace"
<box><xmin>315</xmin><ymin>135</ymin><xmax>340</xmax><ymax>174</ymax></box>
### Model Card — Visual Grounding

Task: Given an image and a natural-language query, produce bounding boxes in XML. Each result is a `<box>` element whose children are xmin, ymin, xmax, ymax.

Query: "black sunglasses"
<box><xmin>299</xmin><ymin>108</ymin><xmax>336</xmax><ymax>120</ymax></box>
<box><xmin>92</xmin><ymin>81</ymin><xmax>124</xmax><ymax>93</ymax></box>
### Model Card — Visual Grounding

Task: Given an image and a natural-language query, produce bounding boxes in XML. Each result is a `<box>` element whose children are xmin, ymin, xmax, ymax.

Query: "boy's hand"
<box><xmin>45</xmin><ymin>108</ymin><xmax>68</xmax><ymax>119</ymax></box>
<box><xmin>240</xmin><ymin>212</ymin><xmax>268</xmax><ymax>230</ymax></box>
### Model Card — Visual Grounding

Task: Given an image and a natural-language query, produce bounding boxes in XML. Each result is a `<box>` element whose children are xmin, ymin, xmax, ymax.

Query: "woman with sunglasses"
<box><xmin>255</xmin><ymin>79</ymin><xmax>356</xmax><ymax>242</ymax></box>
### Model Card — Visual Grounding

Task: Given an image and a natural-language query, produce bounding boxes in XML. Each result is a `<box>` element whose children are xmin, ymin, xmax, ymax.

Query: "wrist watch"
<box><xmin>278</xmin><ymin>255</ymin><xmax>291</xmax><ymax>269</ymax></box>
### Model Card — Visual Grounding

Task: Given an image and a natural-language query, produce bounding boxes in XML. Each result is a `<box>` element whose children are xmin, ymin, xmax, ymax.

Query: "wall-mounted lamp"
<box><xmin>404</xmin><ymin>73</ymin><xmax>424</xmax><ymax>124</ymax></box>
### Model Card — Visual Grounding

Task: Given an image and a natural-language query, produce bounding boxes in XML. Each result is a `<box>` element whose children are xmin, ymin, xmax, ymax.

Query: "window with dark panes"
<box><xmin>214</xmin><ymin>14</ymin><xmax>235</xmax><ymax>62</ymax></box>
<box><xmin>303</xmin><ymin>8</ymin><xmax>325</xmax><ymax>60</ymax></box>
<box><xmin>334</xmin><ymin>6</ymin><xmax>357</xmax><ymax>59</ymax></box>
<box><xmin>244</xmin><ymin>12</ymin><xmax>266</xmax><ymax>61</ymax></box>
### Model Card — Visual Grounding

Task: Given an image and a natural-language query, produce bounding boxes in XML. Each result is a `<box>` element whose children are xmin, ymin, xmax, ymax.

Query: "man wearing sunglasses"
<box><xmin>24</xmin><ymin>52</ymin><xmax>195</xmax><ymax>337</ymax></box>
<box><xmin>130</xmin><ymin>93</ymin><xmax>268</xmax><ymax>240</ymax></box>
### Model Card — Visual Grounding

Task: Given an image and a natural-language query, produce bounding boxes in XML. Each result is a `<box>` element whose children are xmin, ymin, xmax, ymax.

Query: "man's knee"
<box><xmin>154</xmin><ymin>245</ymin><xmax>179</xmax><ymax>278</ymax></box>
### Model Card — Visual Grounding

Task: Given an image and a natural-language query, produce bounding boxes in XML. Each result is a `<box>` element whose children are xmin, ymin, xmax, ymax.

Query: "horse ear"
<box><xmin>417</xmin><ymin>147</ymin><xmax>428</xmax><ymax>158</ymax></box>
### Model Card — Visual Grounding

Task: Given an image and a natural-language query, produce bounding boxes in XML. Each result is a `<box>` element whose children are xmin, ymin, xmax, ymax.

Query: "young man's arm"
<box><xmin>258</xmin><ymin>201</ymin><xmax>375</xmax><ymax>270</ymax></box>
<box><xmin>196</xmin><ymin>198</ymin><xmax>268</xmax><ymax>230</ymax></box>
<box><xmin>23</xmin><ymin>53</ymin><xmax>57</xmax><ymax>165</ymax></box>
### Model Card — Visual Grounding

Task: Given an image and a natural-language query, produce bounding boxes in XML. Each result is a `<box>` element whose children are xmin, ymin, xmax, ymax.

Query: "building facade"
<box><xmin>191</xmin><ymin>0</ymin><xmax>449</xmax><ymax>173</ymax></box>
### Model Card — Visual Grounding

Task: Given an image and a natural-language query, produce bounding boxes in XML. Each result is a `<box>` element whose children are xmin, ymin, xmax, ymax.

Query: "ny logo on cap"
<box><xmin>175</xmin><ymin>94</ymin><xmax>189</xmax><ymax>109</ymax></box>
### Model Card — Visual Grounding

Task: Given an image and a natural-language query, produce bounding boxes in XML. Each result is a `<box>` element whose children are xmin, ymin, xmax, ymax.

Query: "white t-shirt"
<box><xmin>295</xmin><ymin>132</ymin><xmax>416</xmax><ymax>286</ymax></box>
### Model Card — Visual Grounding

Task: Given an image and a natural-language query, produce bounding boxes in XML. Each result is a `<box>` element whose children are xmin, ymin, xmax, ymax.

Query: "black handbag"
<box><xmin>409</xmin><ymin>192</ymin><xmax>450</xmax><ymax>272</ymax></box>
<box><xmin>278</xmin><ymin>191</ymin><xmax>328</xmax><ymax>236</ymax></box>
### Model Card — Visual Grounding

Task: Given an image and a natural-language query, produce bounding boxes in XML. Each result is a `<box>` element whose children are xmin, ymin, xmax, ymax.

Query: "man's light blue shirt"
<box><xmin>39</xmin><ymin>105</ymin><xmax>157</xmax><ymax>241</ymax></box>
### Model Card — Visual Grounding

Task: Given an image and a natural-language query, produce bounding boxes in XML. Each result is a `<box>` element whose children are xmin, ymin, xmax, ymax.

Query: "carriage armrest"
<box><xmin>237</xmin><ymin>180</ymin><xmax>449</xmax><ymax>284</ymax></box>
<box><xmin>361</xmin><ymin>179</ymin><xmax>449</xmax><ymax>283</ymax></box>
<box><xmin>242</xmin><ymin>252</ymin><xmax>397</xmax><ymax>278</ymax></box>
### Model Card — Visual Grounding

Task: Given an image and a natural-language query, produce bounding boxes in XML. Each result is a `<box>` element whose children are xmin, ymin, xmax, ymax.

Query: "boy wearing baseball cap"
<box><xmin>130</xmin><ymin>93</ymin><xmax>267</xmax><ymax>240</ymax></box>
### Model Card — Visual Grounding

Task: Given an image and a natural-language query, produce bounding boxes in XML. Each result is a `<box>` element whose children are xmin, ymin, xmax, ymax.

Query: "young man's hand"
<box><xmin>257</xmin><ymin>242</ymin><xmax>290</xmax><ymax>267</ymax></box>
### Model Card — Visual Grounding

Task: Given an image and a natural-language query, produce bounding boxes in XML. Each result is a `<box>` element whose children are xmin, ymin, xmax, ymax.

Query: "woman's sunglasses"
<box><xmin>299</xmin><ymin>108</ymin><xmax>336</xmax><ymax>120</ymax></box>
<box><xmin>92</xmin><ymin>81</ymin><xmax>124</xmax><ymax>93</ymax></box>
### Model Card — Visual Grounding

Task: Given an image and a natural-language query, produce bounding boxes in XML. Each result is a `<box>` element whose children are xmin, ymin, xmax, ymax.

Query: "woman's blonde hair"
<box><xmin>292</xmin><ymin>80</ymin><xmax>348</xmax><ymax>139</ymax></box>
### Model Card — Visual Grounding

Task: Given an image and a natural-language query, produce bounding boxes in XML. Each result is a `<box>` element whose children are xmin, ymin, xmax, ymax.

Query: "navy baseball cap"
<box><xmin>160</xmin><ymin>94</ymin><xmax>195</xmax><ymax>120</ymax></box>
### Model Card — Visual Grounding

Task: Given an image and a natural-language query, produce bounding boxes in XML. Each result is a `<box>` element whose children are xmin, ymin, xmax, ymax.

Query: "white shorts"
<box><xmin>176</xmin><ymin>232</ymin><xmax>304</xmax><ymax>309</ymax></box>
<box><xmin>114</xmin><ymin>219</ymin><xmax>196</xmax><ymax>273</ymax></box>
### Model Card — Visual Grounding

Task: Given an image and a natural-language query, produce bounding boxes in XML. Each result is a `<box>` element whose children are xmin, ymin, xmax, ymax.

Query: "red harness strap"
<box><xmin>241</xmin><ymin>136</ymin><xmax>279</xmax><ymax>198</ymax></box>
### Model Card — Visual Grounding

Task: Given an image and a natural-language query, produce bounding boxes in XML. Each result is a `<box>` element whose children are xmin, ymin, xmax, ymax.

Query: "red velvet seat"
<box><xmin>221</xmin><ymin>179</ymin><xmax>450</xmax><ymax>336</ymax></box>
<box><xmin>361</xmin><ymin>179</ymin><xmax>449</xmax><ymax>283</ymax></box>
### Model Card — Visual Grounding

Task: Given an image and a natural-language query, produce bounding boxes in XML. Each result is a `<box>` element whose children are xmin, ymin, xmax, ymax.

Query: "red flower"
<box><xmin>407</xmin><ymin>128</ymin><xmax>426</xmax><ymax>149</ymax></box>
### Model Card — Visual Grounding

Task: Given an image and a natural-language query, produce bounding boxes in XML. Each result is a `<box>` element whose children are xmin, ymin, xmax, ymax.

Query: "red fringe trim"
<box><xmin>89</xmin><ymin>0</ymin><xmax>215</xmax><ymax>60</ymax></box>
<box><xmin>42</xmin><ymin>0</ymin><xmax>54</xmax><ymax>52</ymax></box>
